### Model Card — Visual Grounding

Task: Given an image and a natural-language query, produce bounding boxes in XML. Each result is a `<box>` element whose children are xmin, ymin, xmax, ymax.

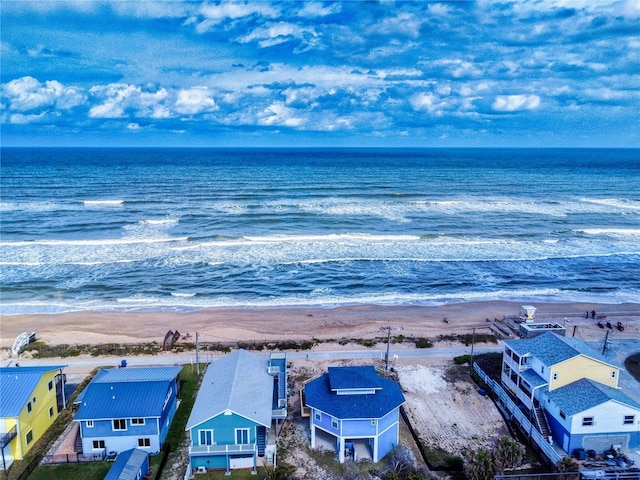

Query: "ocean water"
<box><xmin>1</xmin><ymin>147</ymin><xmax>639</xmax><ymax>315</ymax></box>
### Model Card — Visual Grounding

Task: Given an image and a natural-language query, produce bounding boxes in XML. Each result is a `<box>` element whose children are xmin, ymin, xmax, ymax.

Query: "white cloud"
<box><xmin>3</xmin><ymin>76</ymin><xmax>85</xmax><ymax>111</ymax></box>
<box><xmin>88</xmin><ymin>83</ymin><xmax>169</xmax><ymax>119</ymax></box>
<box><xmin>258</xmin><ymin>102</ymin><xmax>305</xmax><ymax>127</ymax></box>
<box><xmin>492</xmin><ymin>94</ymin><xmax>541</xmax><ymax>112</ymax></box>
<box><xmin>196</xmin><ymin>2</ymin><xmax>278</xmax><ymax>32</ymax></box>
<box><xmin>297</xmin><ymin>2</ymin><xmax>341</xmax><ymax>18</ymax></box>
<box><xmin>175</xmin><ymin>87</ymin><xmax>217</xmax><ymax>115</ymax></box>
<box><xmin>239</xmin><ymin>22</ymin><xmax>317</xmax><ymax>48</ymax></box>
<box><xmin>410</xmin><ymin>92</ymin><xmax>448</xmax><ymax>116</ymax></box>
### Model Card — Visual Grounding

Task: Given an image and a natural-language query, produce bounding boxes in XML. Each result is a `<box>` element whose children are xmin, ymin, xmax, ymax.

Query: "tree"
<box><xmin>555</xmin><ymin>456</ymin><xmax>580</xmax><ymax>473</ymax></box>
<box><xmin>263</xmin><ymin>462</ymin><xmax>297</xmax><ymax>480</ymax></box>
<box><xmin>493</xmin><ymin>436</ymin><xmax>525</xmax><ymax>473</ymax></box>
<box><xmin>464</xmin><ymin>448</ymin><xmax>496</xmax><ymax>480</ymax></box>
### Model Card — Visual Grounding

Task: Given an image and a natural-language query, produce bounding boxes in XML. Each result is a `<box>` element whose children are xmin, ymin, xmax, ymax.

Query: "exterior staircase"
<box><xmin>533</xmin><ymin>407</ymin><xmax>551</xmax><ymax>439</ymax></box>
<box><xmin>257</xmin><ymin>426</ymin><xmax>267</xmax><ymax>457</ymax></box>
<box><xmin>74</xmin><ymin>428</ymin><xmax>83</xmax><ymax>453</ymax></box>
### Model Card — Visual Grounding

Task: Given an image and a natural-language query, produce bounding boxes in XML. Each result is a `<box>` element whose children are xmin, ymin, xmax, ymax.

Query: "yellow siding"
<box><xmin>1</xmin><ymin>417</ymin><xmax>19</xmax><ymax>461</ymax></box>
<box><xmin>15</xmin><ymin>369</ymin><xmax>61</xmax><ymax>459</ymax></box>
<box><xmin>548</xmin><ymin>355</ymin><xmax>618</xmax><ymax>392</ymax></box>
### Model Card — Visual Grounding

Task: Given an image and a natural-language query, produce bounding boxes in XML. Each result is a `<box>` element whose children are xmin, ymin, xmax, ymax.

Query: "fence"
<box><xmin>473</xmin><ymin>362</ymin><xmax>563</xmax><ymax>465</ymax></box>
<box><xmin>41</xmin><ymin>450</ymin><xmax>106</xmax><ymax>465</ymax></box>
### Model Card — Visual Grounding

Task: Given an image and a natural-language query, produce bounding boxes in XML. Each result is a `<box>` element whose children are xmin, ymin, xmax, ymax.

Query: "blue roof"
<box><xmin>104</xmin><ymin>448</ymin><xmax>149</xmax><ymax>480</ymax></box>
<box><xmin>186</xmin><ymin>350</ymin><xmax>273</xmax><ymax>430</ymax></box>
<box><xmin>0</xmin><ymin>366</ymin><xmax>65</xmax><ymax>418</ymax></box>
<box><xmin>504</xmin><ymin>332</ymin><xmax>614</xmax><ymax>367</ymax></box>
<box><xmin>547</xmin><ymin>378</ymin><xmax>640</xmax><ymax>416</ymax></box>
<box><xmin>328</xmin><ymin>366</ymin><xmax>382</xmax><ymax>391</ymax></box>
<box><xmin>305</xmin><ymin>366</ymin><xmax>405</xmax><ymax>419</ymax></box>
<box><xmin>520</xmin><ymin>368</ymin><xmax>548</xmax><ymax>389</ymax></box>
<box><xmin>74</xmin><ymin>366</ymin><xmax>181</xmax><ymax>421</ymax></box>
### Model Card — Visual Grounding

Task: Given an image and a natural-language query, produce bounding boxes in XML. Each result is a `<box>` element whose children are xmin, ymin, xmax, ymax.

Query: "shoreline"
<box><xmin>1</xmin><ymin>300</ymin><xmax>638</xmax><ymax>349</ymax></box>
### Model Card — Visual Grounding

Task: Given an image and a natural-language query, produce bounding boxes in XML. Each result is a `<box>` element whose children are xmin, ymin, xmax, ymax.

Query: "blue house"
<box><xmin>104</xmin><ymin>448</ymin><xmax>149</xmax><ymax>480</ymax></box>
<box><xmin>74</xmin><ymin>366</ymin><xmax>182</xmax><ymax>457</ymax></box>
<box><xmin>185</xmin><ymin>350</ymin><xmax>287</xmax><ymax>475</ymax></box>
<box><xmin>304</xmin><ymin>365</ymin><xmax>405</xmax><ymax>463</ymax></box>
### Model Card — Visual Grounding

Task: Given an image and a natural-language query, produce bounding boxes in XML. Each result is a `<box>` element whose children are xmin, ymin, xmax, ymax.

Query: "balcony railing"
<box><xmin>189</xmin><ymin>443</ymin><xmax>256</xmax><ymax>456</ymax></box>
<box><xmin>0</xmin><ymin>426</ymin><xmax>17</xmax><ymax>448</ymax></box>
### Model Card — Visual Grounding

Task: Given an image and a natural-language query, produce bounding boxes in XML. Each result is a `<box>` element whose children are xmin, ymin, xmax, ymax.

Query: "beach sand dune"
<box><xmin>1</xmin><ymin>301</ymin><xmax>638</xmax><ymax>350</ymax></box>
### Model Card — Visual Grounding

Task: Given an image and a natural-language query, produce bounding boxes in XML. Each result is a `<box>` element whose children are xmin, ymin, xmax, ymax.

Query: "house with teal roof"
<box><xmin>501</xmin><ymin>332</ymin><xmax>640</xmax><ymax>455</ymax></box>
<box><xmin>185</xmin><ymin>350</ymin><xmax>287</xmax><ymax>475</ymax></box>
<box><xmin>74</xmin><ymin>366</ymin><xmax>182</xmax><ymax>457</ymax></box>
<box><xmin>304</xmin><ymin>365</ymin><xmax>405</xmax><ymax>463</ymax></box>
<box><xmin>0</xmin><ymin>365</ymin><xmax>66</xmax><ymax>473</ymax></box>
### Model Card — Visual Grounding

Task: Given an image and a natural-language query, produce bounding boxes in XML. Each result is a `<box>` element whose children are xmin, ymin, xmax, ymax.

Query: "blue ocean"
<box><xmin>1</xmin><ymin>148</ymin><xmax>639</xmax><ymax>315</ymax></box>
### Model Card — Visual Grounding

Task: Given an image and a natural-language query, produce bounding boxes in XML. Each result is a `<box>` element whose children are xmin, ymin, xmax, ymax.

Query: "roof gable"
<box><xmin>547</xmin><ymin>378</ymin><xmax>640</xmax><ymax>416</ymax></box>
<box><xmin>504</xmin><ymin>332</ymin><xmax>614</xmax><ymax>367</ymax></box>
<box><xmin>0</xmin><ymin>366</ymin><xmax>65</xmax><ymax>418</ymax></box>
<box><xmin>186</xmin><ymin>350</ymin><xmax>273</xmax><ymax>430</ymax></box>
<box><xmin>305</xmin><ymin>366</ymin><xmax>405</xmax><ymax>419</ymax></box>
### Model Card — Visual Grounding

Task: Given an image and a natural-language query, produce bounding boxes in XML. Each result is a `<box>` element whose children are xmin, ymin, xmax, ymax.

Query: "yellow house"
<box><xmin>0</xmin><ymin>366</ymin><xmax>66</xmax><ymax>473</ymax></box>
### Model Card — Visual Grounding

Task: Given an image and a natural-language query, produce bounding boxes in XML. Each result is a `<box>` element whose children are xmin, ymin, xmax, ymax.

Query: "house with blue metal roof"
<box><xmin>0</xmin><ymin>365</ymin><xmax>66</xmax><ymax>473</ymax></box>
<box><xmin>185</xmin><ymin>350</ymin><xmax>287</xmax><ymax>475</ymax></box>
<box><xmin>304</xmin><ymin>365</ymin><xmax>405</xmax><ymax>463</ymax></box>
<box><xmin>103</xmin><ymin>448</ymin><xmax>149</xmax><ymax>480</ymax></box>
<box><xmin>501</xmin><ymin>332</ymin><xmax>640</xmax><ymax>455</ymax></box>
<box><xmin>74</xmin><ymin>366</ymin><xmax>182</xmax><ymax>457</ymax></box>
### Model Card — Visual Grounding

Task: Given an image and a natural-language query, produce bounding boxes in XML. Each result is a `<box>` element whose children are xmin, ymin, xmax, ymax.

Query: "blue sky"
<box><xmin>1</xmin><ymin>1</ymin><xmax>639</xmax><ymax>147</ymax></box>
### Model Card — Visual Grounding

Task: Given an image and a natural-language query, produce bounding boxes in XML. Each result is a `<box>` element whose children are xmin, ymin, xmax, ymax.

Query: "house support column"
<box><xmin>373</xmin><ymin>436</ymin><xmax>379</xmax><ymax>462</ymax></box>
<box><xmin>338</xmin><ymin>436</ymin><xmax>345</xmax><ymax>463</ymax></box>
<box><xmin>225</xmin><ymin>454</ymin><xmax>230</xmax><ymax>476</ymax></box>
<box><xmin>310</xmin><ymin>423</ymin><xmax>316</xmax><ymax>449</ymax></box>
<box><xmin>252</xmin><ymin>452</ymin><xmax>257</xmax><ymax>475</ymax></box>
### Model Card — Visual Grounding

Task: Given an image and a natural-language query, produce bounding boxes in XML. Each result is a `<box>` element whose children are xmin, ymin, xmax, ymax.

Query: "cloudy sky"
<box><xmin>2</xmin><ymin>1</ymin><xmax>639</xmax><ymax>147</ymax></box>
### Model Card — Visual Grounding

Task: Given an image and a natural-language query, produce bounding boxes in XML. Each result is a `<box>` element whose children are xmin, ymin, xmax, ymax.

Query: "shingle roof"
<box><xmin>328</xmin><ymin>366</ymin><xmax>382</xmax><ymax>391</ymax></box>
<box><xmin>520</xmin><ymin>368</ymin><xmax>548</xmax><ymax>389</ymax></box>
<box><xmin>74</xmin><ymin>366</ymin><xmax>181</xmax><ymax>420</ymax></box>
<box><xmin>0</xmin><ymin>366</ymin><xmax>65</xmax><ymax>418</ymax></box>
<box><xmin>546</xmin><ymin>378</ymin><xmax>640</xmax><ymax>416</ymax></box>
<box><xmin>305</xmin><ymin>366</ymin><xmax>405</xmax><ymax>419</ymax></box>
<box><xmin>503</xmin><ymin>332</ymin><xmax>614</xmax><ymax>367</ymax></box>
<box><xmin>104</xmin><ymin>448</ymin><xmax>149</xmax><ymax>480</ymax></box>
<box><xmin>186</xmin><ymin>350</ymin><xmax>273</xmax><ymax>430</ymax></box>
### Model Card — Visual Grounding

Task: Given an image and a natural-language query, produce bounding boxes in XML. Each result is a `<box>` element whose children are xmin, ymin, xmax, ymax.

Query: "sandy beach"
<box><xmin>1</xmin><ymin>301</ymin><xmax>638</xmax><ymax>350</ymax></box>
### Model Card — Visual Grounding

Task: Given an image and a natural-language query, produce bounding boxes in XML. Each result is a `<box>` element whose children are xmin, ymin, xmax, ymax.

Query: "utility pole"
<box><xmin>385</xmin><ymin>326</ymin><xmax>391</xmax><ymax>371</ymax></box>
<box><xmin>602</xmin><ymin>329</ymin><xmax>610</xmax><ymax>355</ymax></box>
<box><xmin>196</xmin><ymin>331</ymin><xmax>200</xmax><ymax>375</ymax></box>
<box><xmin>470</xmin><ymin>328</ymin><xmax>476</xmax><ymax>366</ymax></box>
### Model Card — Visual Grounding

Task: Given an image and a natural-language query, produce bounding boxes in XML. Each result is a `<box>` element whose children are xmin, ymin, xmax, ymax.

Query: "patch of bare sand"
<box><xmin>395</xmin><ymin>357</ymin><xmax>509</xmax><ymax>458</ymax></box>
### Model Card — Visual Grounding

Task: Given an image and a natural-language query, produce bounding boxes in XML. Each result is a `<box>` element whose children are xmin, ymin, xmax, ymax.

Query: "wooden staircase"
<box><xmin>257</xmin><ymin>426</ymin><xmax>267</xmax><ymax>457</ymax></box>
<box><xmin>533</xmin><ymin>407</ymin><xmax>551</xmax><ymax>439</ymax></box>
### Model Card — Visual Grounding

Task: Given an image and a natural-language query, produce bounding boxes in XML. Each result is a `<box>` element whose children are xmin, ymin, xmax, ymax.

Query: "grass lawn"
<box><xmin>27</xmin><ymin>462</ymin><xmax>111</xmax><ymax>480</ymax></box>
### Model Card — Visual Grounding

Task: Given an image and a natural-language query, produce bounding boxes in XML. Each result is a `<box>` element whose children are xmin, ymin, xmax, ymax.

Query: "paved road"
<box><xmin>6</xmin><ymin>345</ymin><xmax>502</xmax><ymax>371</ymax></box>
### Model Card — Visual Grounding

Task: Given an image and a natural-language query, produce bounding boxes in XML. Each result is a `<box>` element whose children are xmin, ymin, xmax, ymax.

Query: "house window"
<box><xmin>26</xmin><ymin>430</ymin><xmax>33</xmax><ymax>445</ymax></box>
<box><xmin>27</xmin><ymin>402</ymin><xmax>32</xmax><ymax>413</ymax></box>
<box><xmin>131</xmin><ymin>418</ymin><xmax>145</xmax><ymax>426</ymax></box>
<box><xmin>92</xmin><ymin>440</ymin><xmax>105</xmax><ymax>449</ymax></box>
<box><xmin>331</xmin><ymin>418</ymin><xmax>339</xmax><ymax>430</ymax></box>
<box><xmin>113</xmin><ymin>419</ymin><xmax>127</xmax><ymax>431</ymax></box>
<box><xmin>235</xmin><ymin>428</ymin><xmax>250</xmax><ymax>444</ymax></box>
<box><xmin>624</xmin><ymin>415</ymin><xmax>635</xmax><ymax>425</ymax></box>
<box><xmin>48</xmin><ymin>380</ymin><xmax>53</xmax><ymax>391</ymax></box>
<box><xmin>559</xmin><ymin>411</ymin><xmax>566</xmax><ymax>420</ymax></box>
<box><xmin>199</xmin><ymin>430</ymin><xmax>214</xmax><ymax>446</ymax></box>
<box><xmin>138</xmin><ymin>438</ymin><xmax>151</xmax><ymax>448</ymax></box>
<box><xmin>86</xmin><ymin>420</ymin><xmax>94</xmax><ymax>428</ymax></box>
<box><xmin>582</xmin><ymin>417</ymin><xmax>594</xmax><ymax>426</ymax></box>
<box><xmin>49</xmin><ymin>407</ymin><xmax>54</xmax><ymax>417</ymax></box>
<box><xmin>314</xmin><ymin>411</ymin><xmax>321</xmax><ymax>422</ymax></box>
<box><xmin>552</xmin><ymin>373</ymin><xmax>558</xmax><ymax>381</ymax></box>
